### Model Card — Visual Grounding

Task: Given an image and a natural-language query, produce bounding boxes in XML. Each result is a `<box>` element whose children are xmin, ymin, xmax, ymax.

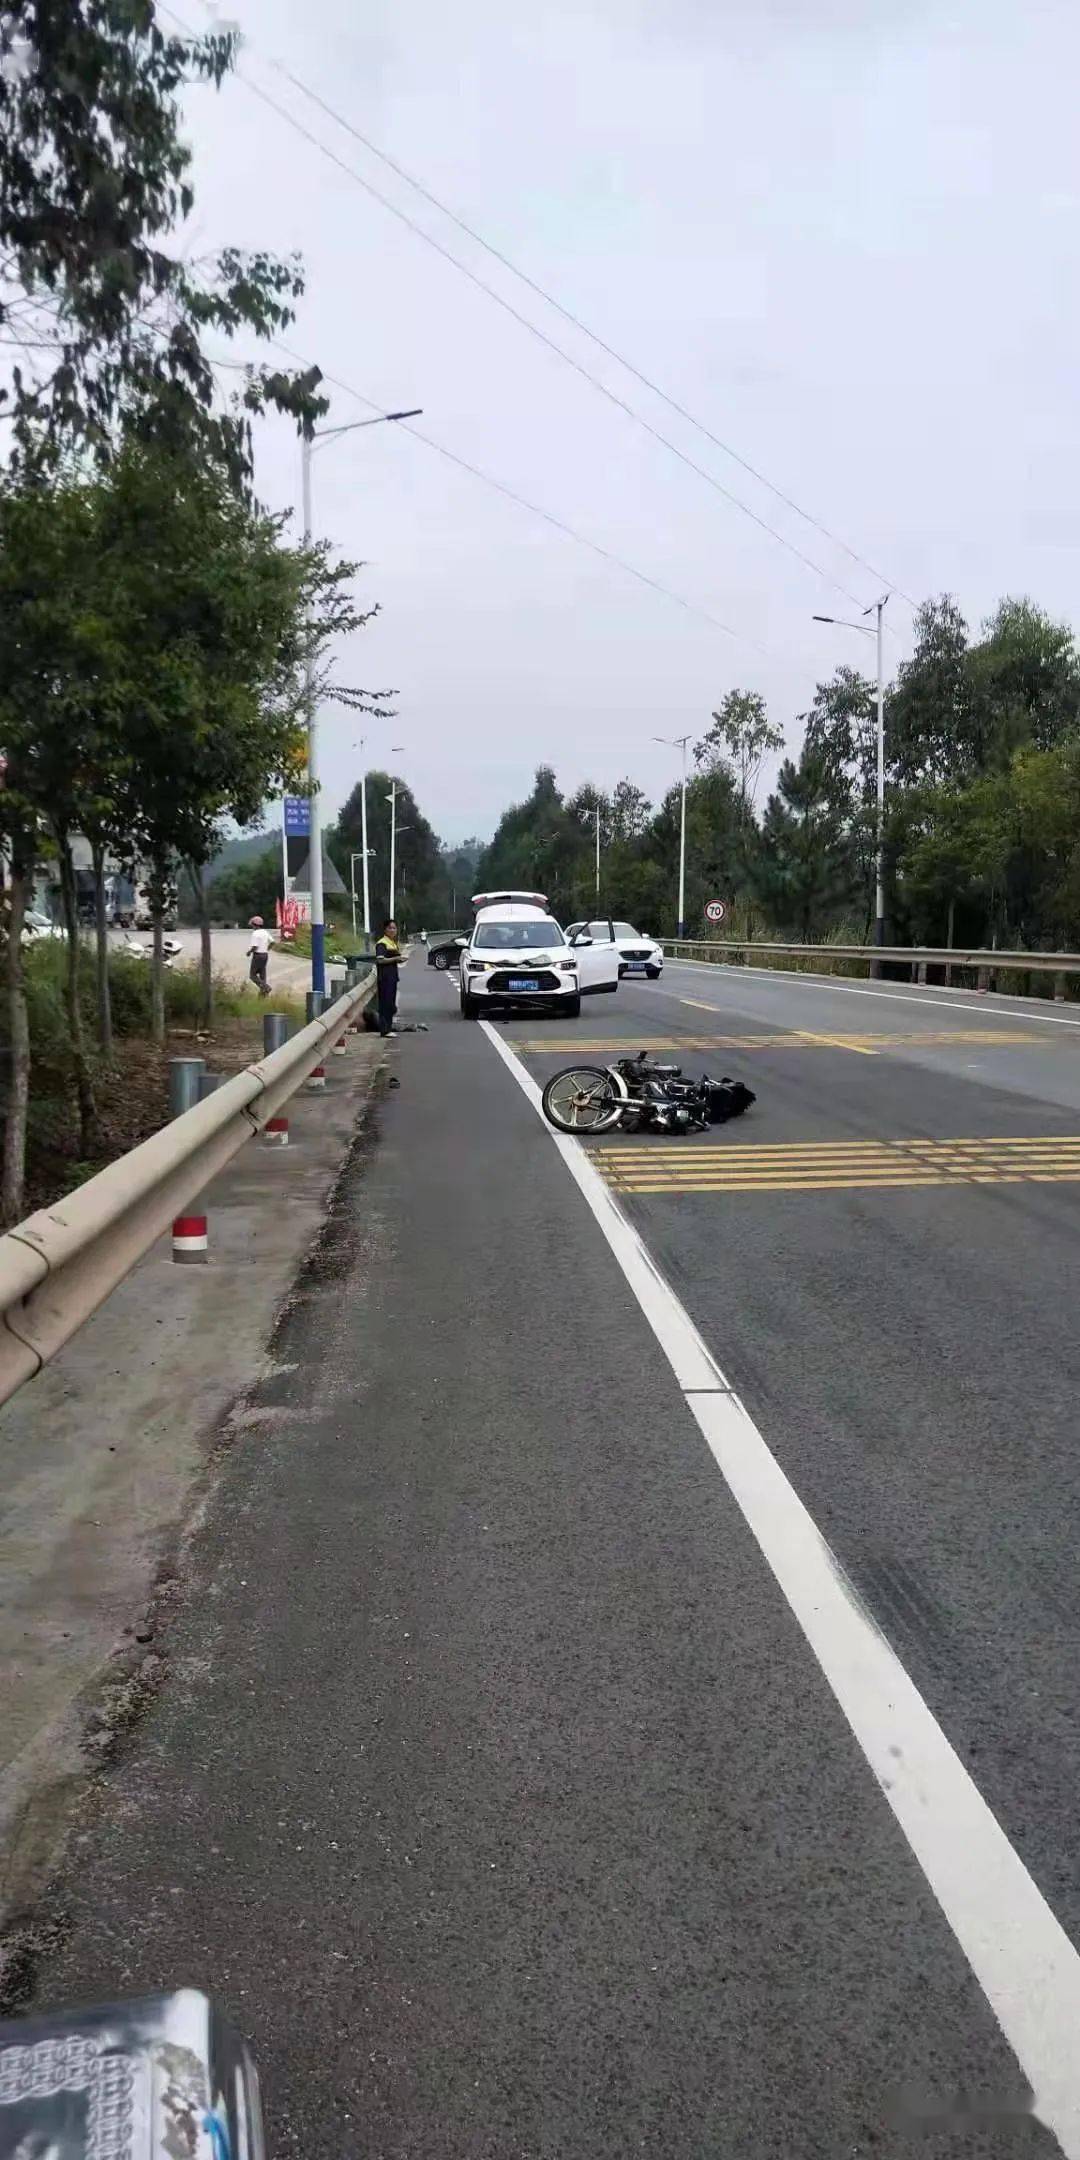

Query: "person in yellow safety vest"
<box><xmin>374</xmin><ymin>919</ymin><xmax>403</xmax><ymax>1036</ymax></box>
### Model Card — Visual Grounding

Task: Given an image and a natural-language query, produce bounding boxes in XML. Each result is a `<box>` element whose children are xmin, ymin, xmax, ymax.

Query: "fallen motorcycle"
<box><xmin>541</xmin><ymin>1051</ymin><xmax>755</xmax><ymax>1135</ymax></box>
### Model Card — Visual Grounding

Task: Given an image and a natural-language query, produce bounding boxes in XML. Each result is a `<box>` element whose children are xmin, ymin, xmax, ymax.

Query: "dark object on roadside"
<box><xmin>0</xmin><ymin>1990</ymin><xmax>265</xmax><ymax>2160</ymax></box>
<box><xmin>388</xmin><ymin>1075</ymin><xmax>401</xmax><ymax>1088</ymax></box>
<box><xmin>542</xmin><ymin>1051</ymin><xmax>756</xmax><ymax>1135</ymax></box>
<box><xmin>427</xmin><ymin>932</ymin><xmax>468</xmax><ymax>971</ymax></box>
<box><xmin>362</xmin><ymin>1006</ymin><xmax>379</xmax><ymax>1031</ymax></box>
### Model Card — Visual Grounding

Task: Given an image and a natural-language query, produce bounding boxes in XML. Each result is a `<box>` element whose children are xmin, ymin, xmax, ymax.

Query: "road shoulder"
<box><xmin>0</xmin><ymin>1032</ymin><xmax>385</xmax><ymax>1979</ymax></box>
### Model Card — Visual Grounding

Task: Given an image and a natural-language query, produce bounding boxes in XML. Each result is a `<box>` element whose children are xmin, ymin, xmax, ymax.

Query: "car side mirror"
<box><xmin>571</xmin><ymin>933</ymin><xmax>593</xmax><ymax>947</ymax></box>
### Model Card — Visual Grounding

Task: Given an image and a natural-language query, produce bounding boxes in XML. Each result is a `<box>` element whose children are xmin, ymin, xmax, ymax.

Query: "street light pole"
<box><xmin>361</xmin><ymin>772</ymin><xmax>371</xmax><ymax>938</ymax></box>
<box><xmin>655</xmin><ymin>734</ymin><xmax>692</xmax><ymax>938</ymax></box>
<box><xmin>388</xmin><ymin>780</ymin><xmax>397</xmax><ymax>922</ymax></box>
<box><xmin>300</xmin><ymin>432</ymin><xmax>323</xmax><ymax>996</ymax></box>
<box><xmin>595</xmin><ymin>801</ymin><xmax>601</xmax><ymax>905</ymax></box>
<box><xmin>813</xmin><ymin>597</ymin><xmax>890</xmax><ymax>961</ymax></box>
<box><xmin>299</xmin><ymin>404</ymin><xmax>422</xmax><ymax>998</ymax></box>
<box><xmin>873</xmin><ymin>595</ymin><xmax>887</xmax><ymax>950</ymax></box>
<box><xmin>386</xmin><ymin>749</ymin><xmax>405</xmax><ymax>921</ymax></box>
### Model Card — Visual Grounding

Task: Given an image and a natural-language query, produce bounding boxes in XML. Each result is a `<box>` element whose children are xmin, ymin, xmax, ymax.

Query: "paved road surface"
<box><xmin>38</xmin><ymin>957</ymin><xmax>1080</xmax><ymax>2154</ymax></box>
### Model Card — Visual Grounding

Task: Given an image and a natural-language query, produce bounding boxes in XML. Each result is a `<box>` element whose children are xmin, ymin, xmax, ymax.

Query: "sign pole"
<box><xmin>280</xmin><ymin>796</ymin><xmax>290</xmax><ymax>908</ymax></box>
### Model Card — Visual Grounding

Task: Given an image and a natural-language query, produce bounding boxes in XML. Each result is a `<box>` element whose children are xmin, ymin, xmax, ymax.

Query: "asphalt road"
<box><xmin>34</xmin><ymin>955</ymin><xmax>1080</xmax><ymax>2154</ymax></box>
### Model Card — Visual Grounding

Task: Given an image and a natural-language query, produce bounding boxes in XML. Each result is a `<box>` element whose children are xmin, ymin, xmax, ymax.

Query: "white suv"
<box><xmin>459</xmin><ymin>892</ymin><xmax>619</xmax><ymax>1018</ymax></box>
<box><xmin>566</xmin><ymin>919</ymin><xmax>664</xmax><ymax>979</ymax></box>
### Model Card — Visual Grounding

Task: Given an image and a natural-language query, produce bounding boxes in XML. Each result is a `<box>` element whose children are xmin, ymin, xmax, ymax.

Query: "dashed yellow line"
<box><xmin>792</xmin><ymin>1029</ymin><xmax>878</xmax><ymax>1056</ymax></box>
<box><xmin>594</xmin><ymin>1134</ymin><xmax>1080</xmax><ymax>1196</ymax></box>
<box><xmin>510</xmin><ymin>1028</ymin><xmax>1064</xmax><ymax>1055</ymax></box>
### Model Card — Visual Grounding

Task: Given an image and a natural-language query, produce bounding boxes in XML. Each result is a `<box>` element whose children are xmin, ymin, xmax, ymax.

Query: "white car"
<box><xmin>459</xmin><ymin>891</ymin><xmax>619</xmax><ymax>1018</ymax></box>
<box><xmin>565</xmin><ymin>918</ymin><xmax>664</xmax><ymax>979</ymax></box>
<box><xmin>22</xmin><ymin>909</ymin><xmax>65</xmax><ymax>943</ymax></box>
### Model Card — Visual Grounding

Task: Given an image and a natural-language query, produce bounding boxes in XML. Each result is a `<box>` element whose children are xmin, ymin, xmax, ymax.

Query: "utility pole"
<box><xmin>388</xmin><ymin>780</ymin><xmax>397</xmax><ymax>923</ymax></box>
<box><xmin>873</xmin><ymin>594</ymin><xmax>888</xmax><ymax>954</ymax></box>
<box><xmin>595</xmin><ymin>801</ymin><xmax>601</xmax><ymax>905</ymax></box>
<box><xmin>361</xmin><ymin>770</ymin><xmax>371</xmax><ymax>937</ymax></box>
<box><xmin>300</xmin><ymin>433</ymin><xmax>323</xmax><ymax>997</ymax></box>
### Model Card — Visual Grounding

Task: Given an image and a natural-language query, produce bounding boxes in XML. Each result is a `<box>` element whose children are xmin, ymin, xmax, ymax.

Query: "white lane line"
<box><xmin>658</xmin><ymin>962</ymin><xmax>1080</xmax><ymax>1032</ymax></box>
<box><xmin>480</xmin><ymin>1015</ymin><xmax>1080</xmax><ymax>2153</ymax></box>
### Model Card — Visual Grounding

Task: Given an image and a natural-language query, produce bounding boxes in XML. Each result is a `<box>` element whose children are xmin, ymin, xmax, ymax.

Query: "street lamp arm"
<box><xmin>309</xmin><ymin>408</ymin><xmax>422</xmax><ymax>452</ymax></box>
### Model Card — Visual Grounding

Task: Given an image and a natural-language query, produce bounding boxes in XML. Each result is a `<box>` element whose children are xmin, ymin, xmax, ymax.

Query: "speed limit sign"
<box><xmin>704</xmin><ymin>898</ymin><xmax>727</xmax><ymax>924</ymax></box>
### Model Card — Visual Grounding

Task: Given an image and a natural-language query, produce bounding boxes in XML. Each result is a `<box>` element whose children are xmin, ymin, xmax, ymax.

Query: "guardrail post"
<box><xmin>263</xmin><ymin>1012</ymin><xmax>289</xmax><ymax>1055</ymax></box>
<box><xmin>307</xmin><ymin>1063</ymin><xmax>327</xmax><ymax>1092</ymax></box>
<box><xmin>168</xmin><ymin>1057</ymin><xmax>205</xmax><ymax>1118</ymax></box>
<box><xmin>1055</xmin><ymin>971</ymin><xmax>1068</xmax><ymax>1003</ymax></box>
<box><xmin>915</xmin><ymin>952</ymin><xmax>928</xmax><ymax>985</ymax></box>
<box><xmin>976</xmin><ymin>965</ymin><xmax>991</xmax><ymax>993</ymax></box>
<box><xmin>263</xmin><ymin>1115</ymin><xmax>289</xmax><ymax>1147</ymax></box>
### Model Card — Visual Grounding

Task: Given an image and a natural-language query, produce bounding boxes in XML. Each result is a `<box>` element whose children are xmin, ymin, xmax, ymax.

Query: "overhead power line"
<box><xmin>265</xmin><ymin>335</ymin><xmax>765</xmax><ymax>652</ymax></box>
<box><xmin>266</xmin><ymin>53</ymin><xmax>916</xmax><ymax>610</ymax></box>
<box><xmin>193</xmin><ymin>32</ymin><xmax>878</xmax><ymax>614</ymax></box>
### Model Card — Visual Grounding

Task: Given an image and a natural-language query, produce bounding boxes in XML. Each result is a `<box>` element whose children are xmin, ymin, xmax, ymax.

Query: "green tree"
<box><xmin>752</xmin><ymin>751</ymin><xmax>856</xmax><ymax>939</ymax></box>
<box><xmin>1</xmin><ymin>1</ymin><xmax>324</xmax><ymax>475</ymax></box>
<box><xmin>332</xmin><ymin>771</ymin><xmax>447</xmax><ymax>933</ymax></box>
<box><xmin>93</xmin><ymin>441</ymin><xmax>367</xmax><ymax>1035</ymax></box>
<box><xmin>208</xmin><ymin>849</ymin><xmax>283</xmax><ymax>928</ymax></box>
<box><xmin>968</xmin><ymin>598</ymin><xmax>1080</xmax><ymax>764</ymax></box>
<box><xmin>888</xmin><ymin>596</ymin><xmax>973</xmax><ymax>786</ymax></box>
<box><xmin>695</xmin><ymin>689</ymin><xmax>783</xmax><ymax>825</ymax></box>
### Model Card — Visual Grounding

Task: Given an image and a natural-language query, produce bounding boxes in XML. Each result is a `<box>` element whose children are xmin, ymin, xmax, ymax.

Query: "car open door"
<box><xmin>571</xmin><ymin>919</ymin><xmax>619</xmax><ymax>994</ymax></box>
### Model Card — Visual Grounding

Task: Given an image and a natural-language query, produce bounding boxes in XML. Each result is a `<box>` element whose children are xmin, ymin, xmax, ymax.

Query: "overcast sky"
<box><xmin>177</xmin><ymin>0</ymin><xmax>1079</xmax><ymax>843</ymax></box>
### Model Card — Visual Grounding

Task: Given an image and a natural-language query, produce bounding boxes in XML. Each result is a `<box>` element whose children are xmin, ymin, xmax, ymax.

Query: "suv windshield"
<box><xmin>474</xmin><ymin>919</ymin><xmax>563</xmax><ymax>950</ymax></box>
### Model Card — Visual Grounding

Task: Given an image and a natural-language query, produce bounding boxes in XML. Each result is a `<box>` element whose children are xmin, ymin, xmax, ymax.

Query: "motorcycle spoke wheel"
<box><xmin>543</xmin><ymin>1068</ymin><xmax>620</xmax><ymax>1133</ymax></box>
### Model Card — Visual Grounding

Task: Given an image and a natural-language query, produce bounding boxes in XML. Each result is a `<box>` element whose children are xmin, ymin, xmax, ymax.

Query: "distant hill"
<box><xmin>206</xmin><ymin>828</ymin><xmax>276</xmax><ymax>882</ymax></box>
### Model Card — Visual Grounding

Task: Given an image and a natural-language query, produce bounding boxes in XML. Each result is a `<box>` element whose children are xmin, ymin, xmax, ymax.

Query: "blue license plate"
<box><xmin>508</xmin><ymin>977</ymin><xmax>539</xmax><ymax>992</ymax></box>
<box><xmin>624</xmin><ymin>962</ymin><xmax>648</xmax><ymax>973</ymax></box>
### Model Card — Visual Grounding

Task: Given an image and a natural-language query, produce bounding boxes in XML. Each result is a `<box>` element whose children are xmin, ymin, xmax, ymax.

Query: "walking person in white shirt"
<box><xmin>247</xmin><ymin>916</ymin><xmax>272</xmax><ymax>997</ymax></box>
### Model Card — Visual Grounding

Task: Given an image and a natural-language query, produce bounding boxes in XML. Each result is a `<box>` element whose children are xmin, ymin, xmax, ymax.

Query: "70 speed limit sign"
<box><xmin>704</xmin><ymin>899</ymin><xmax>727</xmax><ymax>924</ymax></box>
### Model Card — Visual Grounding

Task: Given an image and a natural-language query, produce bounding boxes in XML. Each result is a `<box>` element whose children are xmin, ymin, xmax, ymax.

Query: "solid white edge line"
<box><xmin>660</xmin><ymin>960</ymin><xmax>1080</xmax><ymax>1031</ymax></box>
<box><xmin>480</xmin><ymin>1014</ymin><xmax>1080</xmax><ymax>2154</ymax></box>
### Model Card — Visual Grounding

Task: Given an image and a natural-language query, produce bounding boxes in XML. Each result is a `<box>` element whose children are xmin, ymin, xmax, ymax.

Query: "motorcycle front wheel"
<box><xmin>542</xmin><ymin>1065</ymin><xmax>622</xmax><ymax>1134</ymax></box>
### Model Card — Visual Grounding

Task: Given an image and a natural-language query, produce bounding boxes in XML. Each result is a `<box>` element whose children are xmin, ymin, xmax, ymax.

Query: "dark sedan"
<box><xmin>426</xmin><ymin>932</ymin><xmax>468</xmax><ymax>971</ymax></box>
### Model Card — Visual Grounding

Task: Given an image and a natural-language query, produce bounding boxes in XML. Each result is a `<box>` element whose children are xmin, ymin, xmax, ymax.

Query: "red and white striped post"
<box><xmin>263</xmin><ymin>1114</ymin><xmax>289</xmax><ymax>1147</ymax></box>
<box><xmin>307</xmin><ymin>1064</ymin><xmax>326</xmax><ymax>1092</ymax></box>
<box><xmin>172</xmin><ymin>1213</ymin><xmax>208</xmax><ymax>1265</ymax></box>
<box><xmin>332</xmin><ymin>1031</ymin><xmax>348</xmax><ymax>1056</ymax></box>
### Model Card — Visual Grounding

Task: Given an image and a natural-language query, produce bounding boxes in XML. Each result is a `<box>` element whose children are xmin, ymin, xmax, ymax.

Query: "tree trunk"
<box><xmin>57</xmin><ymin>833</ymin><xmax>100</xmax><ymax>1156</ymax></box>
<box><xmin>151</xmin><ymin>906</ymin><xmax>165</xmax><ymax>1046</ymax></box>
<box><xmin>92</xmin><ymin>840</ymin><xmax>112</xmax><ymax>1057</ymax></box>
<box><xmin>189</xmin><ymin>858</ymin><xmax>213</xmax><ymax>1031</ymax></box>
<box><xmin>2</xmin><ymin>866</ymin><xmax>32</xmax><ymax>1227</ymax></box>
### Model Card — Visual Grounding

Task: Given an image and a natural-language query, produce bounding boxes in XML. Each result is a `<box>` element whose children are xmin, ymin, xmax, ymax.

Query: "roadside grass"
<box><xmin>3</xmin><ymin>943</ymin><xmax>307</xmax><ymax>1216</ymax></box>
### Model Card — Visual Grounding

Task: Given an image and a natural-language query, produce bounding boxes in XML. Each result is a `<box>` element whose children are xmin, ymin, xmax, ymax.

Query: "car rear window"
<box><xmin>473</xmin><ymin>919</ymin><xmax>563</xmax><ymax>950</ymax></box>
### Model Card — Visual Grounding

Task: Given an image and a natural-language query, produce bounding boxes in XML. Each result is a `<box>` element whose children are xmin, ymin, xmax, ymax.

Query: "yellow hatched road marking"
<box><xmin>593</xmin><ymin>1133</ymin><xmax>1080</xmax><ymax>1196</ymax></box>
<box><xmin>511</xmin><ymin>1027</ymin><xmax>1063</xmax><ymax>1055</ymax></box>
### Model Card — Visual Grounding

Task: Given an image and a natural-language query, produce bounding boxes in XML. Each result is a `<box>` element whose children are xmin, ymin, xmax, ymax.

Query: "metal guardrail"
<box><xmin>0</xmin><ymin>969</ymin><xmax>375</xmax><ymax>1410</ymax></box>
<box><xmin>661</xmin><ymin>938</ymin><xmax>1080</xmax><ymax>985</ymax></box>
